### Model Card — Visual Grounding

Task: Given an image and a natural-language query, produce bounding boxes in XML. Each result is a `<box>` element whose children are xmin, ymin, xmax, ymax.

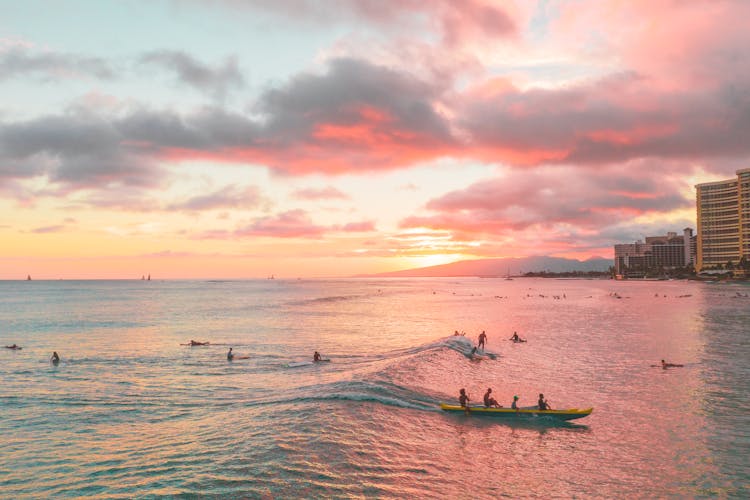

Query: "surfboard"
<box><xmin>287</xmin><ymin>359</ymin><xmax>330</xmax><ymax>368</ymax></box>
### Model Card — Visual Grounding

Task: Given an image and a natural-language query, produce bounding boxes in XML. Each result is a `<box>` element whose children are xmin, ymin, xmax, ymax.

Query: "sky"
<box><xmin>1</xmin><ymin>0</ymin><xmax>748</xmax><ymax>279</ymax></box>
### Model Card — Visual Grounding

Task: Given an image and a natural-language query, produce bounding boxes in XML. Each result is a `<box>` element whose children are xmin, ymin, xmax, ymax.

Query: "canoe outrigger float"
<box><xmin>440</xmin><ymin>403</ymin><xmax>593</xmax><ymax>421</ymax></box>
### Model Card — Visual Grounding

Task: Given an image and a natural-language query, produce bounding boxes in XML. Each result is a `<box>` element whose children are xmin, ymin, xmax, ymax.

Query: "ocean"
<box><xmin>1</xmin><ymin>278</ymin><xmax>748</xmax><ymax>498</ymax></box>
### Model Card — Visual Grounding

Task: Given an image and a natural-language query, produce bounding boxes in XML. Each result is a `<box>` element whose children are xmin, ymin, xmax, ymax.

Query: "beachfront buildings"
<box><xmin>695</xmin><ymin>168</ymin><xmax>750</xmax><ymax>273</ymax></box>
<box><xmin>614</xmin><ymin>229</ymin><xmax>696</xmax><ymax>278</ymax></box>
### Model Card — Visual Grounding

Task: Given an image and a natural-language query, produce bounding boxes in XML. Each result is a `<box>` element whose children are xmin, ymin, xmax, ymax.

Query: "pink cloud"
<box><xmin>234</xmin><ymin>209</ymin><xmax>326</xmax><ymax>238</ymax></box>
<box><xmin>338</xmin><ymin>220</ymin><xmax>375</xmax><ymax>232</ymax></box>
<box><xmin>292</xmin><ymin>186</ymin><xmax>349</xmax><ymax>200</ymax></box>
<box><xmin>396</xmin><ymin>162</ymin><xmax>695</xmax><ymax>258</ymax></box>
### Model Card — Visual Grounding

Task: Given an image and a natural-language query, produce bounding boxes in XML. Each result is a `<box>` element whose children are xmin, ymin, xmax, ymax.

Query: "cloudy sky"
<box><xmin>1</xmin><ymin>0</ymin><xmax>748</xmax><ymax>279</ymax></box>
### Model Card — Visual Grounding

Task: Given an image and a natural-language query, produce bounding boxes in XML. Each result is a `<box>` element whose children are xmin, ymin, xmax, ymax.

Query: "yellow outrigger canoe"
<box><xmin>440</xmin><ymin>403</ymin><xmax>593</xmax><ymax>421</ymax></box>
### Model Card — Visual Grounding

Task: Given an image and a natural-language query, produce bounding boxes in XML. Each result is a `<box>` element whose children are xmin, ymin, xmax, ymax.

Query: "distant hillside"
<box><xmin>362</xmin><ymin>256</ymin><xmax>612</xmax><ymax>278</ymax></box>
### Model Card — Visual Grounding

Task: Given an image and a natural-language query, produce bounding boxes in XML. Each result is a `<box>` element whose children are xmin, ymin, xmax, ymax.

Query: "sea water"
<box><xmin>0</xmin><ymin>278</ymin><xmax>748</xmax><ymax>498</ymax></box>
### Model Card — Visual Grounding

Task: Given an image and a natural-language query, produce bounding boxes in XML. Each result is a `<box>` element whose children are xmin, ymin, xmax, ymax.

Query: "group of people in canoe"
<box><xmin>459</xmin><ymin>387</ymin><xmax>551</xmax><ymax>411</ymax></box>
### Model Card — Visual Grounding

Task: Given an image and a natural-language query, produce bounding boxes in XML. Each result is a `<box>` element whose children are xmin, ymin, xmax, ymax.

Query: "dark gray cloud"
<box><xmin>0</xmin><ymin>57</ymin><xmax>455</xmax><ymax>192</ymax></box>
<box><xmin>0</xmin><ymin>47</ymin><xmax>114</xmax><ymax>81</ymax></box>
<box><xmin>0</xmin><ymin>112</ymin><xmax>159</xmax><ymax>187</ymax></box>
<box><xmin>459</xmin><ymin>72</ymin><xmax>750</xmax><ymax>166</ymax></box>
<box><xmin>255</xmin><ymin>57</ymin><xmax>454</xmax><ymax>147</ymax></box>
<box><xmin>139</xmin><ymin>50</ymin><xmax>245</xmax><ymax>99</ymax></box>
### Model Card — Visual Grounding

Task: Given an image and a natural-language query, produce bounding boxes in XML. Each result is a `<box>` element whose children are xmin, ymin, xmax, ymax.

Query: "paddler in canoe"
<box><xmin>483</xmin><ymin>388</ymin><xmax>501</xmax><ymax>408</ymax></box>
<box><xmin>538</xmin><ymin>393</ymin><xmax>551</xmax><ymax>410</ymax></box>
<box><xmin>459</xmin><ymin>388</ymin><xmax>471</xmax><ymax>414</ymax></box>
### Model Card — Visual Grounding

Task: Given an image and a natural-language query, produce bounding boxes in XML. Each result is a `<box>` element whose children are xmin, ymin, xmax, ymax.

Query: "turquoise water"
<box><xmin>1</xmin><ymin>278</ymin><xmax>748</xmax><ymax>498</ymax></box>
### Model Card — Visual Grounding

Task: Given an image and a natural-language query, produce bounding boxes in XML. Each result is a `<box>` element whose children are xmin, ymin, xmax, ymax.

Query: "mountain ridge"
<box><xmin>358</xmin><ymin>256</ymin><xmax>612</xmax><ymax>278</ymax></box>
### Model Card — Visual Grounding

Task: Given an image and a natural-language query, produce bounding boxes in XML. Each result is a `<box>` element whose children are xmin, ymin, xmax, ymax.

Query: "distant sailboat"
<box><xmin>141</xmin><ymin>275</ymin><xmax>145</xmax><ymax>280</ymax></box>
<box><xmin>505</xmin><ymin>269</ymin><xmax>513</xmax><ymax>281</ymax></box>
<box><xmin>268</xmin><ymin>274</ymin><xmax>275</xmax><ymax>280</ymax></box>
<box><xmin>27</xmin><ymin>274</ymin><xmax>31</xmax><ymax>281</ymax></box>
<box><xmin>147</xmin><ymin>274</ymin><xmax>151</xmax><ymax>281</ymax></box>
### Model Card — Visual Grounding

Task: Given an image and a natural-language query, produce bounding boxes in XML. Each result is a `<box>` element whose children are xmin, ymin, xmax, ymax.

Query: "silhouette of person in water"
<box><xmin>661</xmin><ymin>359</ymin><xmax>683</xmax><ymax>369</ymax></box>
<box><xmin>51</xmin><ymin>351</ymin><xmax>60</xmax><ymax>364</ymax></box>
<box><xmin>227</xmin><ymin>347</ymin><xmax>234</xmax><ymax>360</ymax></box>
<box><xmin>313</xmin><ymin>351</ymin><xmax>322</xmax><ymax>362</ymax></box>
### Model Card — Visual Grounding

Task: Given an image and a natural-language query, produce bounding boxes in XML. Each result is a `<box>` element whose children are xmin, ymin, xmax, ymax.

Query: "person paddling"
<box><xmin>661</xmin><ymin>359</ymin><xmax>683</xmax><ymax>368</ymax></box>
<box><xmin>538</xmin><ymin>393</ymin><xmax>551</xmax><ymax>410</ymax></box>
<box><xmin>459</xmin><ymin>388</ymin><xmax>472</xmax><ymax>414</ymax></box>
<box><xmin>483</xmin><ymin>388</ymin><xmax>501</xmax><ymax>408</ymax></box>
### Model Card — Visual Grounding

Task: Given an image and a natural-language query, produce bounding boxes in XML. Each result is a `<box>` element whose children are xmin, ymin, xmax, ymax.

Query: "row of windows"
<box><xmin>701</xmin><ymin>229</ymin><xmax>741</xmax><ymax>236</ymax></box>
<box><xmin>703</xmin><ymin>238</ymin><xmax>740</xmax><ymax>245</ymax></box>
<box><xmin>698</xmin><ymin>182</ymin><xmax>737</xmax><ymax>190</ymax></box>
<box><xmin>701</xmin><ymin>210</ymin><xmax>743</xmax><ymax>218</ymax></box>
<box><xmin>699</xmin><ymin>195</ymin><xmax>738</xmax><ymax>204</ymax></box>
<box><xmin>699</xmin><ymin>201</ymin><xmax>740</xmax><ymax>209</ymax></box>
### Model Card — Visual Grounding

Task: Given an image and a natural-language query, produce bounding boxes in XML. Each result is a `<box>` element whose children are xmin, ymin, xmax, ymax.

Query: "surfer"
<box><xmin>189</xmin><ymin>340</ymin><xmax>209</xmax><ymax>346</ymax></box>
<box><xmin>483</xmin><ymin>388</ymin><xmax>501</xmax><ymax>408</ymax></box>
<box><xmin>5</xmin><ymin>344</ymin><xmax>21</xmax><ymax>349</ymax></box>
<box><xmin>511</xmin><ymin>395</ymin><xmax>519</xmax><ymax>410</ymax></box>
<box><xmin>478</xmin><ymin>331</ymin><xmax>487</xmax><ymax>350</ymax></box>
<box><xmin>313</xmin><ymin>351</ymin><xmax>322</xmax><ymax>362</ymax></box>
<box><xmin>661</xmin><ymin>359</ymin><xmax>683</xmax><ymax>369</ymax></box>
<box><xmin>538</xmin><ymin>393</ymin><xmax>551</xmax><ymax>410</ymax></box>
<box><xmin>227</xmin><ymin>347</ymin><xmax>234</xmax><ymax>360</ymax></box>
<box><xmin>459</xmin><ymin>388</ymin><xmax>471</xmax><ymax>414</ymax></box>
<box><xmin>50</xmin><ymin>351</ymin><xmax>60</xmax><ymax>364</ymax></box>
<box><xmin>509</xmin><ymin>331</ymin><xmax>525</xmax><ymax>342</ymax></box>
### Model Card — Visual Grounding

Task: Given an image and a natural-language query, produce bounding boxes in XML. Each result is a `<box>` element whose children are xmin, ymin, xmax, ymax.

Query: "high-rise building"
<box><xmin>695</xmin><ymin>168</ymin><xmax>750</xmax><ymax>272</ymax></box>
<box><xmin>613</xmin><ymin>229</ymin><xmax>696</xmax><ymax>278</ymax></box>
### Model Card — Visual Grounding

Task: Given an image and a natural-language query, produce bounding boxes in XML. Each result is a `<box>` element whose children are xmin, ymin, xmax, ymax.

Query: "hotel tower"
<box><xmin>695</xmin><ymin>168</ymin><xmax>750</xmax><ymax>272</ymax></box>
